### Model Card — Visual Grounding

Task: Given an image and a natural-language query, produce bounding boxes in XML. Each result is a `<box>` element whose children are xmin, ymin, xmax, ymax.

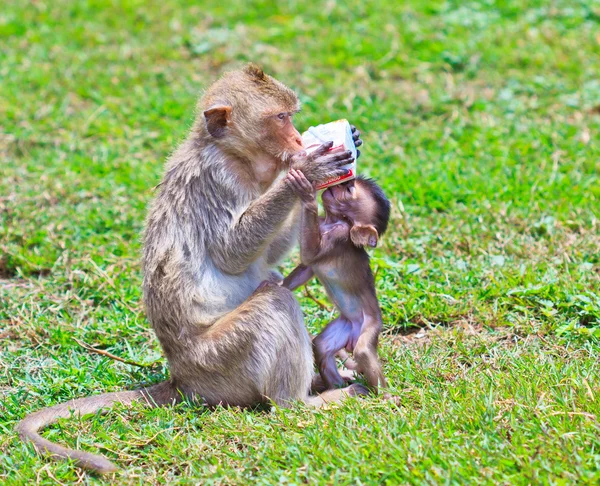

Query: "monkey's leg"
<box><xmin>310</xmin><ymin>333</ymin><xmax>355</xmax><ymax>373</ymax></box>
<box><xmin>244</xmin><ymin>284</ymin><xmax>363</xmax><ymax>406</ymax></box>
<box><xmin>313</xmin><ymin>317</ymin><xmax>355</xmax><ymax>390</ymax></box>
<box><xmin>353</xmin><ymin>323</ymin><xmax>387</xmax><ymax>393</ymax></box>
<box><xmin>309</xmin><ymin>333</ymin><xmax>356</xmax><ymax>394</ymax></box>
<box><xmin>178</xmin><ymin>282</ymin><xmax>364</xmax><ymax>408</ymax></box>
<box><xmin>177</xmin><ymin>281</ymin><xmax>314</xmax><ymax>408</ymax></box>
<box><xmin>336</xmin><ymin>349</ymin><xmax>358</xmax><ymax>370</ymax></box>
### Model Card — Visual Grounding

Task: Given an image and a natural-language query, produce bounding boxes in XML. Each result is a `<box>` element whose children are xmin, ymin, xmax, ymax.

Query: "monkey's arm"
<box><xmin>213</xmin><ymin>145</ymin><xmax>353</xmax><ymax>275</ymax></box>
<box><xmin>282</xmin><ymin>264</ymin><xmax>314</xmax><ymax>291</ymax></box>
<box><xmin>286</xmin><ymin>168</ymin><xmax>324</xmax><ymax>265</ymax></box>
<box><xmin>266</xmin><ymin>201</ymin><xmax>301</xmax><ymax>266</ymax></box>
<box><xmin>299</xmin><ymin>200</ymin><xmax>324</xmax><ymax>265</ymax></box>
<box><xmin>212</xmin><ymin>179</ymin><xmax>298</xmax><ymax>275</ymax></box>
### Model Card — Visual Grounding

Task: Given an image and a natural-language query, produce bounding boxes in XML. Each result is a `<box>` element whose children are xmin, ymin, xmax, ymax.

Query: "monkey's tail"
<box><xmin>15</xmin><ymin>381</ymin><xmax>180</xmax><ymax>474</ymax></box>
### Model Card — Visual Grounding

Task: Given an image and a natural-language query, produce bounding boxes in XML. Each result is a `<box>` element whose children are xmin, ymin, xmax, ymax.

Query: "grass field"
<box><xmin>2</xmin><ymin>0</ymin><xmax>600</xmax><ymax>483</ymax></box>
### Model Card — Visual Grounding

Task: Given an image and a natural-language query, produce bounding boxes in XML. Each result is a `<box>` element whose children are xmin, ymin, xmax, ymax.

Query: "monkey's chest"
<box><xmin>194</xmin><ymin>257</ymin><xmax>274</xmax><ymax>322</ymax></box>
<box><xmin>314</xmin><ymin>267</ymin><xmax>363</xmax><ymax>322</ymax></box>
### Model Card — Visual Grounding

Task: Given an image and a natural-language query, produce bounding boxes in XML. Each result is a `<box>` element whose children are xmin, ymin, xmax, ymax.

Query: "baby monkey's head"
<box><xmin>321</xmin><ymin>176</ymin><xmax>391</xmax><ymax>248</ymax></box>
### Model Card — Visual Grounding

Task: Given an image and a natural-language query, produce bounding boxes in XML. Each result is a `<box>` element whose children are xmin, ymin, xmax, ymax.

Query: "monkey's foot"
<box><xmin>383</xmin><ymin>393</ymin><xmax>402</xmax><ymax>406</ymax></box>
<box><xmin>338</xmin><ymin>368</ymin><xmax>357</xmax><ymax>382</ymax></box>
<box><xmin>311</xmin><ymin>368</ymin><xmax>357</xmax><ymax>394</ymax></box>
<box><xmin>305</xmin><ymin>383</ymin><xmax>369</xmax><ymax>408</ymax></box>
<box><xmin>336</xmin><ymin>349</ymin><xmax>358</xmax><ymax>370</ymax></box>
<box><xmin>346</xmin><ymin>383</ymin><xmax>370</xmax><ymax>397</ymax></box>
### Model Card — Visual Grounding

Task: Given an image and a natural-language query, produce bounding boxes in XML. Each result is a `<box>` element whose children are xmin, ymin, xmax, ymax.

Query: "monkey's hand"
<box><xmin>291</xmin><ymin>141</ymin><xmax>354</xmax><ymax>184</ymax></box>
<box><xmin>351</xmin><ymin>125</ymin><xmax>363</xmax><ymax>159</ymax></box>
<box><xmin>286</xmin><ymin>169</ymin><xmax>316</xmax><ymax>204</ymax></box>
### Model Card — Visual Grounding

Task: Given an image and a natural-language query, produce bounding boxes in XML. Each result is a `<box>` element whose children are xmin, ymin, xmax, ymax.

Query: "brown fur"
<box><xmin>283</xmin><ymin>170</ymin><xmax>392</xmax><ymax>394</ymax></box>
<box><xmin>16</xmin><ymin>64</ymin><xmax>363</xmax><ymax>474</ymax></box>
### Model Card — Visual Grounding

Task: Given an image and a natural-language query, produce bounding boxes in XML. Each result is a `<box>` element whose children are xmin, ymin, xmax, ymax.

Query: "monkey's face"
<box><xmin>323</xmin><ymin>179</ymin><xmax>379</xmax><ymax>247</ymax></box>
<box><xmin>322</xmin><ymin>179</ymin><xmax>387</xmax><ymax>248</ymax></box>
<box><xmin>322</xmin><ymin>180</ymin><xmax>353</xmax><ymax>216</ymax></box>
<box><xmin>322</xmin><ymin>180</ymin><xmax>374</xmax><ymax>225</ymax></box>
<box><xmin>323</xmin><ymin>180</ymin><xmax>379</xmax><ymax>247</ymax></box>
<box><xmin>201</xmin><ymin>65</ymin><xmax>303</xmax><ymax>165</ymax></box>
<box><xmin>259</xmin><ymin>109</ymin><xmax>303</xmax><ymax>162</ymax></box>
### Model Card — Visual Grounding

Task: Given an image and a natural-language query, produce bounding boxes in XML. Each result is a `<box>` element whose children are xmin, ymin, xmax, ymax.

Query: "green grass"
<box><xmin>1</xmin><ymin>0</ymin><xmax>600</xmax><ymax>483</ymax></box>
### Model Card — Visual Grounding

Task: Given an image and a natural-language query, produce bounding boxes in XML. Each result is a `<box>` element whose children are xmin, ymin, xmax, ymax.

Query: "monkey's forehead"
<box><xmin>200</xmin><ymin>70</ymin><xmax>300</xmax><ymax>113</ymax></box>
<box><xmin>268</xmin><ymin>78</ymin><xmax>301</xmax><ymax>110</ymax></box>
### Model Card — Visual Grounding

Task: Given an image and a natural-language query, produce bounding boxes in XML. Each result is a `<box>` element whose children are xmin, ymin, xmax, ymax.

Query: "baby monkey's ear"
<box><xmin>350</xmin><ymin>224</ymin><xmax>379</xmax><ymax>248</ymax></box>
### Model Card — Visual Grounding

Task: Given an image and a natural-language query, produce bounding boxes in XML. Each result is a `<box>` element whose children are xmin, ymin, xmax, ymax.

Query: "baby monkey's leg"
<box><xmin>313</xmin><ymin>317</ymin><xmax>356</xmax><ymax>389</ymax></box>
<box><xmin>353</xmin><ymin>318</ymin><xmax>387</xmax><ymax>392</ymax></box>
<box><xmin>310</xmin><ymin>334</ymin><xmax>355</xmax><ymax>393</ymax></box>
<box><xmin>335</xmin><ymin>349</ymin><xmax>358</xmax><ymax>370</ymax></box>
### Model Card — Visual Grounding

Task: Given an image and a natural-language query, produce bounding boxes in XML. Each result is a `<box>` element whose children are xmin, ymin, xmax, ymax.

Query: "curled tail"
<box><xmin>15</xmin><ymin>381</ymin><xmax>180</xmax><ymax>474</ymax></box>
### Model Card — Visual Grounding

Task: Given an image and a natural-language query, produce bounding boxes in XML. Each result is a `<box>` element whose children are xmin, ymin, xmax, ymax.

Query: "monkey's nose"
<box><xmin>295</xmin><ymin>137</ymin><xmax>302</xmax><ymax>147</ymax></box>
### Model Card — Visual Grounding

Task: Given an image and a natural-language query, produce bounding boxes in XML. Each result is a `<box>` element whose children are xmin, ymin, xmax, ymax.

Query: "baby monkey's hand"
<box><xmin>287</xmin><ymin>169</ymin><xmax>316</xmax><ymax>204</ymax></box>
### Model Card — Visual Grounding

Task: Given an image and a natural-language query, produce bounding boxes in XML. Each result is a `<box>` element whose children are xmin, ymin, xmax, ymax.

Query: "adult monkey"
<box><xmin>16</xmin><ymin>64</ymin><xmax>366</xmax><ymax>474</ymax></box>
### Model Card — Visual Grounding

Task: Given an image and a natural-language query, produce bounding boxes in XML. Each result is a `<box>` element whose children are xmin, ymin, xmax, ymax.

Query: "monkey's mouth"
<box><xmin>321</xmin><ymin>187</ymin><xmax>340</xmax><ymax>208</ymax></box>
<box><xmin>322</xmin><ymin>187</ymin><xmax>333</xmax><ymax>199</ymax></box>
<box><xmin>324</xmin><ymin>185</ymin><xmax>343</xmax><ymax>201</ymax></box>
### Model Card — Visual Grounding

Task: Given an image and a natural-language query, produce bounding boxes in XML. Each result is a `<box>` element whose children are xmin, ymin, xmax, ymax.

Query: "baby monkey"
<box><xmin>283</xmin><ymin>169</ymin><xmax>391</xmax><ymax>395</ymax></box>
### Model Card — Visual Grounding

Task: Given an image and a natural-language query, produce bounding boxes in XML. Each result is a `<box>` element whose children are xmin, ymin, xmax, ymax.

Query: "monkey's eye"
<box><xmin>277</xmin><ymin>113</ymin><xmax>286</xmax><ymax>120</ymax></box>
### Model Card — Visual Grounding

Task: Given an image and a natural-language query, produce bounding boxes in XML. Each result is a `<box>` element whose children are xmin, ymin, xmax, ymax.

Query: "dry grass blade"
<box><xmin>74</xmin><ymin>338</ymin><xmax>158</xmax><ymax>368</ymax></box>
<box><xmin>304</xmin><ymin>286</ymin><xmax>330</xmax><ymax>311</ymax></box>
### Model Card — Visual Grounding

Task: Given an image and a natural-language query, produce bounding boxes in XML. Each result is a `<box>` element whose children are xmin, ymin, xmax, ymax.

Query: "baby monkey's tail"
<box><xmin>15</xmin><ymin>381</ymin><xmax>180</xmax><ymax>474</ymax></box>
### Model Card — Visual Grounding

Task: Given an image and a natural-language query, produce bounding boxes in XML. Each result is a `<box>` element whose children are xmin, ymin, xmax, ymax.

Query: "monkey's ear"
<box><xmin>203</xmin><ymin>104</ymin><xmax>232</xmax><ymax>138</ymax></box>
<box><xmin>350</xmin><ymin>224</ymin><xmax>379</xmax><ymax>248</ymax></box>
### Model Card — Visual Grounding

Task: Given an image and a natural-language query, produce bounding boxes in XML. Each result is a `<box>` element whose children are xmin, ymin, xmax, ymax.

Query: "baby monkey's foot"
<box><xmin>311</xmin><ymin>368</ymin><xmax>357</xmax><ymax>394</ymax></box>
<box><xmin>336</xmin><ymin>349</ymin><xmax>358</xmax><ymax>371</ymax></box>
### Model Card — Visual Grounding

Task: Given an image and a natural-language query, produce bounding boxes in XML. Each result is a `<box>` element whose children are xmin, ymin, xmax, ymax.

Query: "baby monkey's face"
<box><xmin>321</xmin><ymin>180</ymin><xmax>377</xmax><ymax>228</ymax></box>
<box><xmin>320</xmin><ymin>176</ymin><xmax>390</xmax><ymax>248</ymax></box>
